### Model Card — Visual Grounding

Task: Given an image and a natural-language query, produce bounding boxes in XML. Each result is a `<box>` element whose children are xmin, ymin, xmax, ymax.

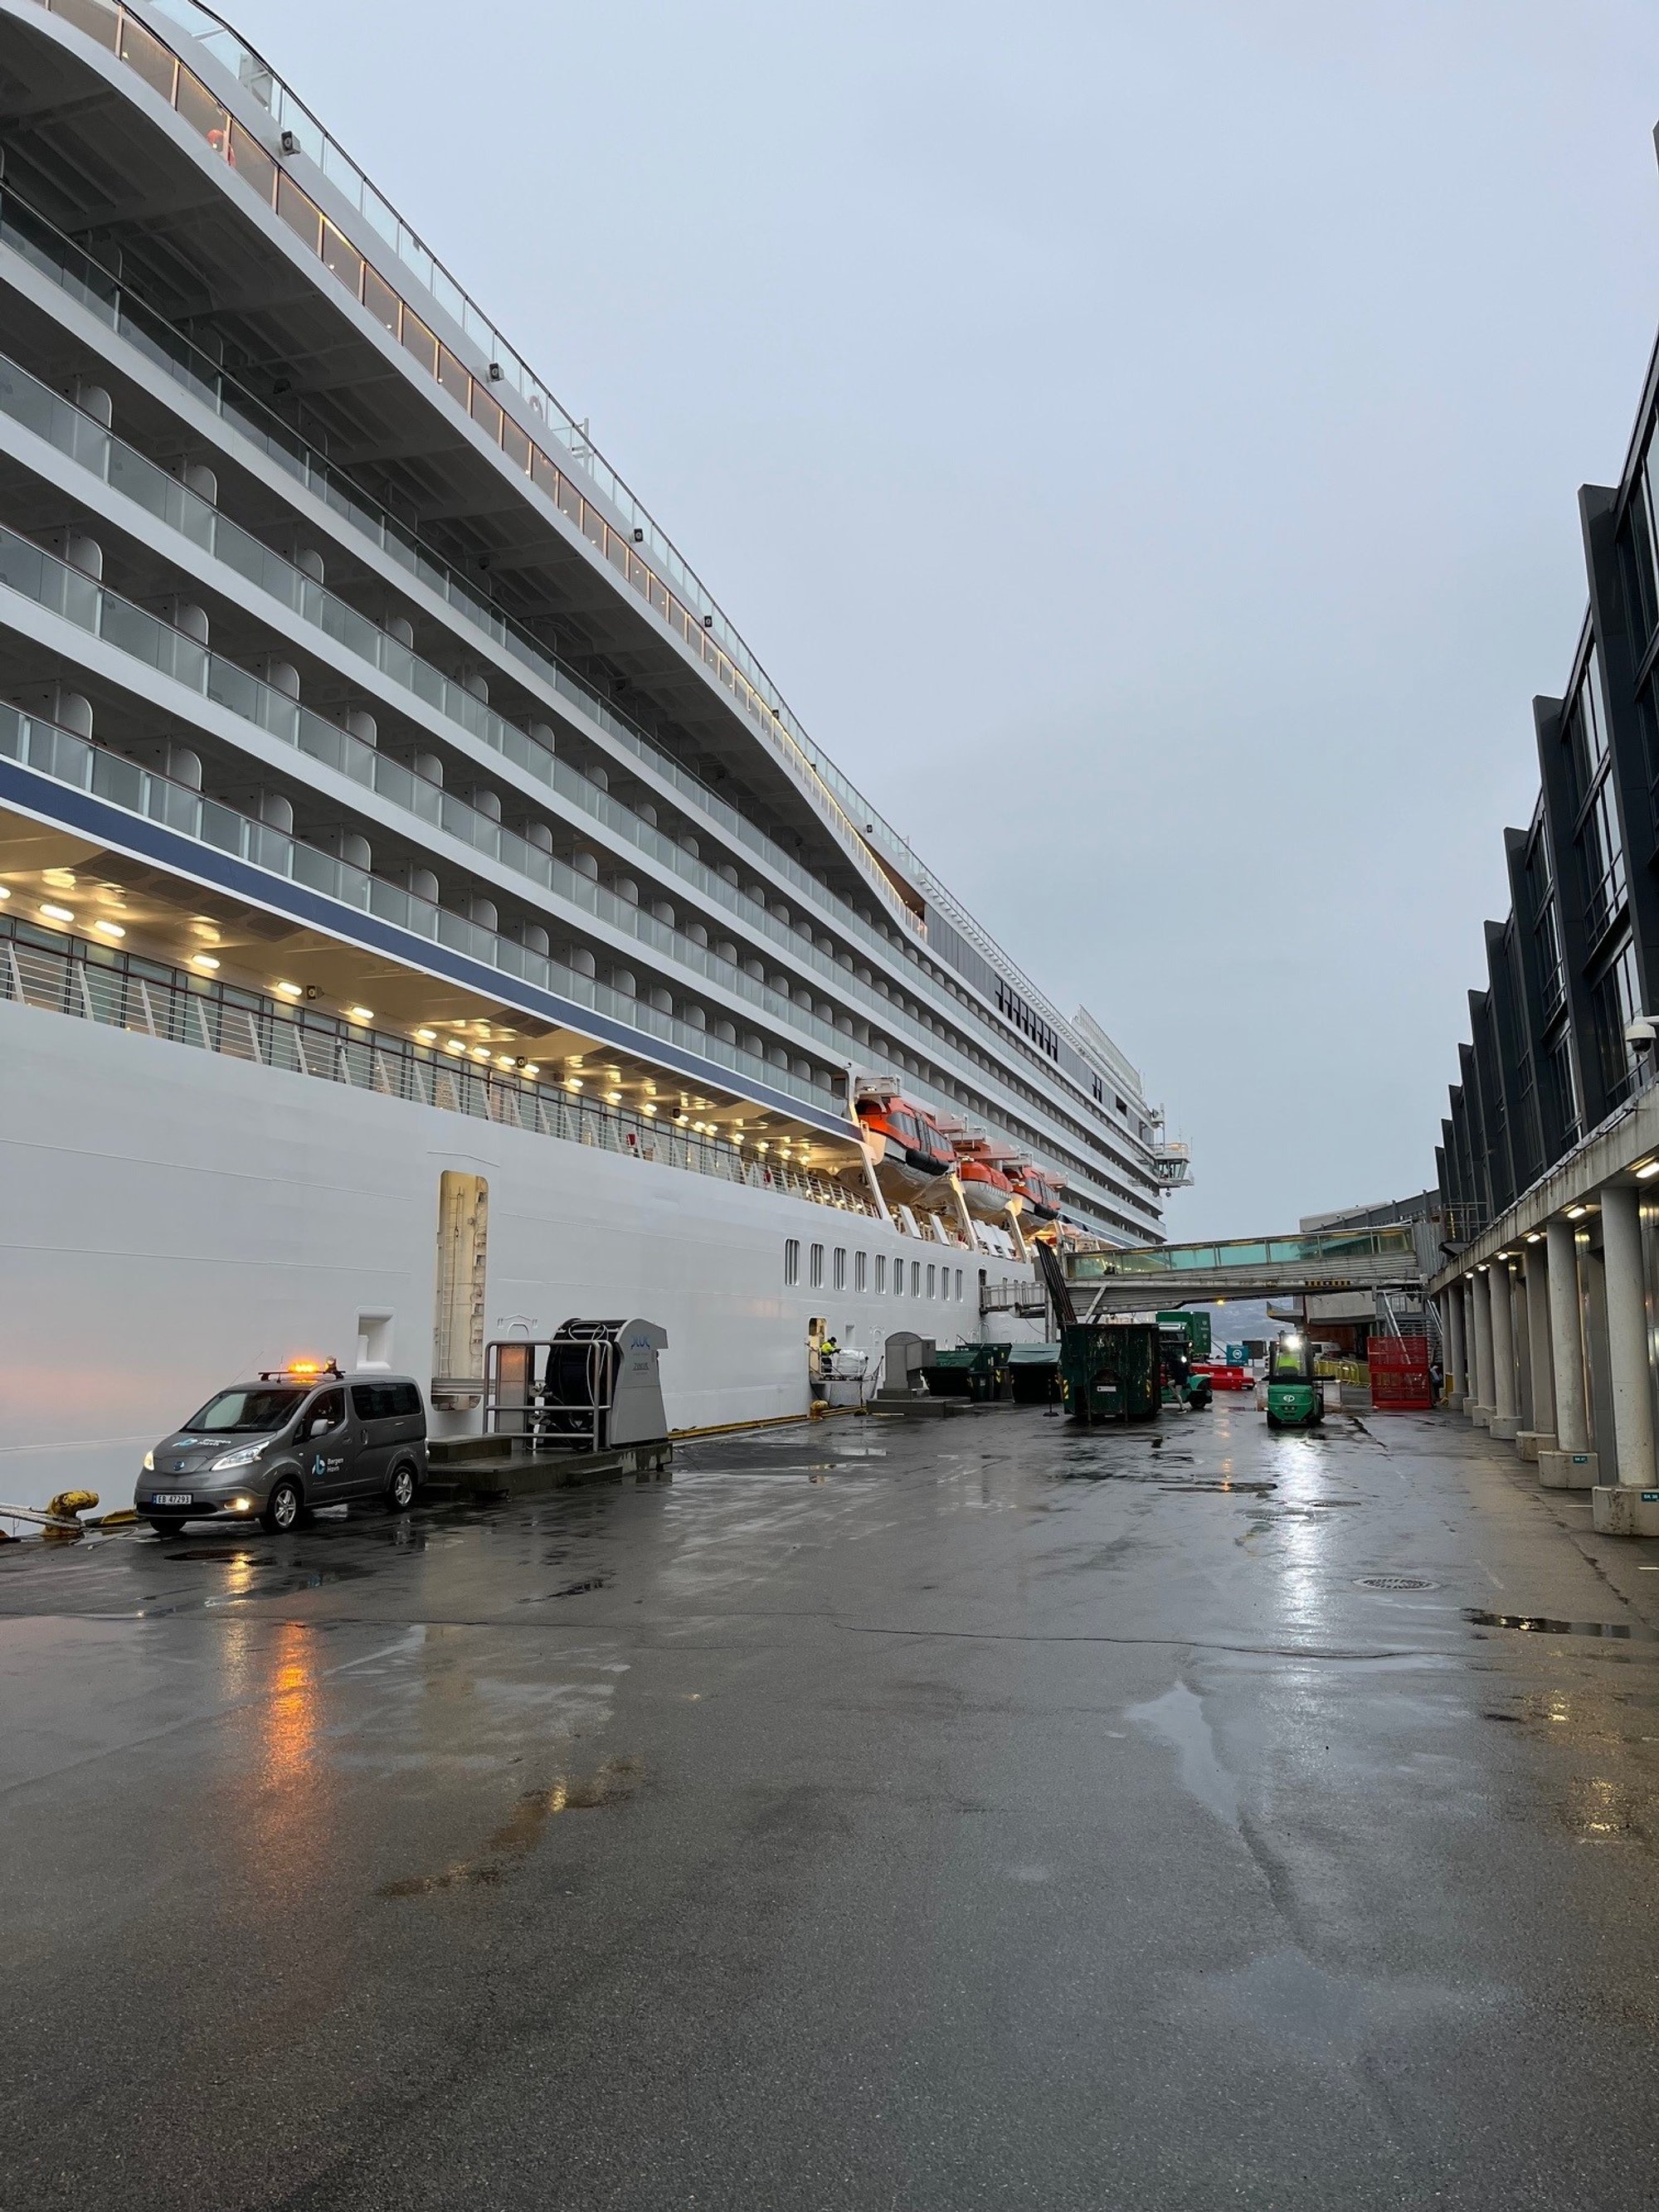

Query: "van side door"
<box><xmin>296</xmin><ymin>1385</ymin><xmax>351</xmax><ymax>1499</ymax></box>
<box><xmin>347</xmin><ymin>1382</ymin><xmax>392</xmax><ymax>1495</ymax></box>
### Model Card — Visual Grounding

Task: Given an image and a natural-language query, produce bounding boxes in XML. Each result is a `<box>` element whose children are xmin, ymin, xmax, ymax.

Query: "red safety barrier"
<box><xmin>1370</xmin><ymin>1334</ymin><xmax>1433</xmax><ymax>1412</ymax></box>
<box><xmin>1194</xmin><ymin>1364</ymin><xmax>1253</xmax><ymax>1391</ymax></box>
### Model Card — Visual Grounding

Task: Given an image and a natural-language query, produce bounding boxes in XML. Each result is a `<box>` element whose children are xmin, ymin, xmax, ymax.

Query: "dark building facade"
<box><xmin>1438</xmin><ymin>319</ymin><xmax>1659</xmax><ymax>1236</ymax></box>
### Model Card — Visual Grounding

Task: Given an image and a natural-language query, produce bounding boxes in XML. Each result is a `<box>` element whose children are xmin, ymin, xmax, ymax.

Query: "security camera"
<box><xmin>1625</xmin><ymin>1015</ymin><xmax>1657</xmax><ymax>1049</ymax></box>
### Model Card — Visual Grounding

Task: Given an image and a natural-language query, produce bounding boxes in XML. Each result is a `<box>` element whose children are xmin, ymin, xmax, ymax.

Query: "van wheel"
<box><xmin>262</xmin><ymin>1477</ymin><xmax>302</xmax><ymax>1534</ymax></box>
<box><xmin>148</xmin><ymin>1517</ymin><xmax>183</xmax><ymax>1539</ymax></box>
<box><xmin>385</xmin><ymin>1461</ymin><xmax>418</xmax><ymax>1513</ymax></box>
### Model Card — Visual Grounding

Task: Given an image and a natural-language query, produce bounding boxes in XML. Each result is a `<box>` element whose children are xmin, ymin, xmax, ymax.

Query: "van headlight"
<box><xmin>142</xmin><ymin>1450</ymin><xmax>155</xmax><ymax>1472</ymax></box>
<box><xmin>210</xmin><ymin>1440</ymin><xmax>266</xmax><ymax>1472</ymax></box>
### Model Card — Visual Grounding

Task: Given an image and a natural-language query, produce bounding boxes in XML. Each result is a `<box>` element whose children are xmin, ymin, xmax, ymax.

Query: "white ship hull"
<box><xmin>0</xmin><ymin>999</ymin><xmax>1042</xmax><ymax>1519</ymax></box>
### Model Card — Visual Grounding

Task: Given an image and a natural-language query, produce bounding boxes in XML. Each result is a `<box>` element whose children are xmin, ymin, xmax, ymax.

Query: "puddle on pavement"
<box><xmin>1160</xmin><ymin>1480</ymin><xmax>1276</xmax><ymax>1497</ymax></box>
<box><xmin>518</xmin><ymin>1575</ymin><xmax>613</xmax><ymax>1604</ymax></box>
<box><xmin>1465</xmin><ymin>1608</ymin><xmax>1659</xmax><ymax>1643</ymax></box>
<box><xmin>381</xmin><ymin>1757</ymin><xmax>643</xmax><ymax>1898</ymax></box>
<box><xmin>1127</xmin><ymin>1681</ymin><xmax>1238</xmax><ymax>1827</ymax></box>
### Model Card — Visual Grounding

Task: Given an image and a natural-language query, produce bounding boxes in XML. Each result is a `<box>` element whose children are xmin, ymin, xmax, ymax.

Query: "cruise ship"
<box><xmin>0</xmin><ymin>0</ymin><xmax>1180</xmax><ymax>1514</ymax></box>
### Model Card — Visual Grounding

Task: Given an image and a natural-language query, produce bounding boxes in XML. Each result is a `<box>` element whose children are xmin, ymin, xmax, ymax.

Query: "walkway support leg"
<box><xmin>1462</xmin><ymin>1277</ymin><xmax>1477</xmax><ymax>1415</ymax></box>
<box><xmin>1490</xmin><ymin>1262</ymin><xmax>1518</xmax><ymax>1441</ymax></box>
<box><xmin>1518</xmin><ymin>1243</ymin><xmax>1554</xmax><ymax>1460</ymax></box>
<box><xmin>1540</xmin><ymin>1217</ymin><xmax>1595</xmax><ymax>1487</ymax></box>
<box><xmin>1471</xmin><ymin>1268</ymin><xmax>1495</xmax><ymax>1428</ymax></box>
<box><xmin>1593</xmin><ymin>1185</ymin><xmax>1659</xmax><ymax>1534</ymax></box>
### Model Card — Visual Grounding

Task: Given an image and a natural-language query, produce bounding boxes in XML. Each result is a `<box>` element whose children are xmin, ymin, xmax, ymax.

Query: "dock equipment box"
<box><xmin>928</xmin><ymin>1344</ymin><xmax>1013</xmax><ymax>1401</ymax></box>
<box><xmin>1007</xmin><ymin>1343</ymin><xmax>1061</xmax><ymax>1404</ymax></box>
<box><xmin>484</xmin><ymin>1320</ymin><xmax>669</xmax><ymax>1451</ymax></box>
<box><xmin>1059</xmin><ymin>1321</ymin><xmax>1162</xmax><ymax>1424</ymax></box>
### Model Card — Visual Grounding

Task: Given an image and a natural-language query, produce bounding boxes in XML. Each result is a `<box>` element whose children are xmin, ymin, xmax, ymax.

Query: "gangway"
<box><xmin>1064</xmin><ymin>1226</ymin><xmax>1421</xmax><ymax>1316</ymax></box>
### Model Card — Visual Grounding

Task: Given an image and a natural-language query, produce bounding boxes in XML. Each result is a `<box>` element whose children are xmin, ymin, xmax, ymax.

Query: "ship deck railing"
<box><xmin>0</xmin><ymin>921</ymin><xmax>882</xmax><ymax>1221</ymax></box>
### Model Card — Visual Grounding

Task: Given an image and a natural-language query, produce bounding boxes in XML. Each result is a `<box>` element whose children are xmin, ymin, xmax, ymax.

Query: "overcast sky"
<box><xmin>227</xmin><ymin>0</ymin><xmax>1659</xmax><ymax>1237</ymax></box>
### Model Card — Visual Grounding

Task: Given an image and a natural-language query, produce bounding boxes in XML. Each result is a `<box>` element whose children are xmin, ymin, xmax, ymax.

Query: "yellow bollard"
<box><xmin>42</xmin><ymin>1490</ymin><xmax>100</xmax><ymax>1542</ymax></box>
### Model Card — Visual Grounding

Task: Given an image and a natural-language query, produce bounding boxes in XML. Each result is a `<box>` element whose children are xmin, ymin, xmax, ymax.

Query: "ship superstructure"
<box><xmin>0</xmin><ymin>0</ymin><xmax>1172</xmax><ymax>1506</ymax></box>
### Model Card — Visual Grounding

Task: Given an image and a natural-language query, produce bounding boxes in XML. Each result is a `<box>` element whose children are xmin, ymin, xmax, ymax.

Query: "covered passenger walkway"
<box><xmin>1063</xmin><ymin>1224</ymin><xmax>1423</xmax><ymax>1315</ymax></box>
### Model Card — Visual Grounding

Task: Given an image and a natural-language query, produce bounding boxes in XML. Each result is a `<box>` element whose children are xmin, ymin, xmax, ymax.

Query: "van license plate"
<box><xmin>153</xmin><ymin>1493</ymin><xmax>192</xmax><ymax>1506</ymax></box>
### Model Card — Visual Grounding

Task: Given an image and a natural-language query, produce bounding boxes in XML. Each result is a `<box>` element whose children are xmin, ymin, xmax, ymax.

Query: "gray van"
<box><xmin>138</xmin><ymin>1364</ymin><xmax>427</xmax><ymax>1534</ymax></box>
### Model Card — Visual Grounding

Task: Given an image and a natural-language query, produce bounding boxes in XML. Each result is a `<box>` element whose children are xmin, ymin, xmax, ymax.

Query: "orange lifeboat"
<box><xmin>854</xmin><ymin>1087</ymin><xmax>957</xmax><ymax>1206</ymax></box>
<box><xmin>1006</xmin><ymin>1162</ymin><xmax>1064</xmax><ymax>1223</ymax></box>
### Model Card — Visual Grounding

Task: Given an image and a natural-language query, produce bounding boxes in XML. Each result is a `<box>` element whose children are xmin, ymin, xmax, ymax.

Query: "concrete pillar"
<box><xmin>1591</xmin><ymin>1186</ymin><xmax>1657</xmax><ymax>1534</ymax></box>
<box><xmin>1519</xmin><ymin>1242</ymin><xmax>1554</xmax><ymax>1461</ymax></box>
<box><xmin>1513</xmin><ymin>1266</ymin><xmax>1532</xmax><ymax>1432</ymax></box>
<box><xmin>1461</xmin><ymin>1276</ymin><xmax>1477</xmax><ymax>1414</ymax></box>
<box><xmin>1444</xmin><ymin>1284</ymin><xmax>1467</xmax><ymax>1407</ymax></box>
<box><xmin>1470</xmin><ymin>1268</ymin><xmax>1495</xmax><ymax>1427</ymax></box>
<box><xmin>1540</xmin><ymin>1217</ymin><xmax>1597</xmax><ymax>1487</ymax></box>
<box><xmin>1490</xmin><ymin>1261</ymin><xmax>1519</xmax><ymax>1440</ymax></box>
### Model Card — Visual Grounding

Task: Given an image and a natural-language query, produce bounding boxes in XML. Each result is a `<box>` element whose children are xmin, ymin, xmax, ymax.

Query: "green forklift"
<box><xmin>1265</xmin><ymin>1329</ymin><xmax>1324</xmax><ymax>1430</ymax></box>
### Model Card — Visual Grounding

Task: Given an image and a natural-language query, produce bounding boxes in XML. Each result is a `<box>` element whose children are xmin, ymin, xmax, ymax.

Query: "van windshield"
<box><xmin>183</xmin><ymin>1386</ymin><xmax>306</xmax><ymax>1434</ymax></box>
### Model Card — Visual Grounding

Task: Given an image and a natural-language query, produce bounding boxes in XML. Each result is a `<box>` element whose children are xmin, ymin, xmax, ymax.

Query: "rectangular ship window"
<box><xmin>438</xmin><ymin>348</ymin><xmax>470</xmax><ymax>406</ymax></box>
<box><xmin>955</xmin><ymin>1270</ymin><xmax>964</xmax><ymax>1301</ymax></box>
<box><xmin>227</xmin><ymin>118</ymin><xmax>278</xmax><ymax>207</ymax></box>
<box><xmin>874</xmin><ymin>1255</ymin><xmax>886</xmax><ymax>1294</ymax></box>
<box><xmin>469</xmin><ymin>381</ymin><xmax>504</xmax><ymax>445</ymax></box>
<box><xmin>810</xmin><ymin>1243</ymin><xmax>825</xmax><ymax>1289</ymax></box>
<box><xmin>275</xmin><ymin>172</ymin><xmax>322</xmax><ymax>255</ymax></box>
<box><xmin>321</xmin><ymin>221</ymin><xmax>364</xmax><ymax>299</ymax></box>
<box><xmin>400</xmin><ymin>307</ymin><xmax>437</xmax><ymax>373</ymax></box>
<box><xmin>927</xmin><ymin>1265</ymin><xmax>936</xmax><ymax>1299</ymax></box>
<box><xmin>854</xmin><ymin>1253</ymin><xmax>868</xmax><ymax>1293</ymax></box>
<box><xmin>119</xmin><ymin>15</ymin><xmax>177</xmax><ymax>100</ymax></box>
<box><xmin>910</xmin><ymin>1263</ymin><xmax>921</xmax><ymax>1297</ymax></box>
<box><xmin>833</xmin><ymin>1248</ymin><xmax>847</xmax><ymax>1291</ymax></box>
<box><xmin>784</xmin><ymin>1238</ymin><xmax>800</xmax><ymax>1286</ymax></box>
<box><xmin>363</xmin><ymin>264</ymin><xmax>401</xmax><ymax>341</ymax></box>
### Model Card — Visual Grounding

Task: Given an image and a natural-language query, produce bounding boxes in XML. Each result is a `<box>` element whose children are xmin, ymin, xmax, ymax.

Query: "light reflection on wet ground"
<box><xmin>4</xmin><ymin>1403</ymin><xmax>1659</xmax><ymax>2208</ymax></box>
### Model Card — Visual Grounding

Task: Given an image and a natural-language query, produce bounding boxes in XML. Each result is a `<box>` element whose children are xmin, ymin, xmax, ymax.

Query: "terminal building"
<box><xmin>1433</xmin><ymin>140</ymin><xmax>1659</xmax><ymax>1535</ymax></box>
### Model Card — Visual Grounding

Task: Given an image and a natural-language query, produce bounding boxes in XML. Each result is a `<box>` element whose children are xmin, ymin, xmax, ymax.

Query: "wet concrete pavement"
<box><xmin>6</xmin><ymin>1402</ymin><xmax>1659</xmax><ymax>2209</ymax></box>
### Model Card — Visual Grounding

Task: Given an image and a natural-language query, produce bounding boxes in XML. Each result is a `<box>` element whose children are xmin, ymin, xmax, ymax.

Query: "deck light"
<box><xmin>190</xmin><ymin>954</ymin><xmax>220</xmax><ymax>972</ymax></box>
<box><xmin>522</xmin><ymin>1064</ymin><xmax>540</xmax><ymax>1078</ymax></box>
<box><xmin>274</xmin><ymin>980</ymin><xmax>303</xmax><ymax>999</ymax></box>
<box><xmin>566</xmin><ymin>1076</ymin><xmax>583</xmax><ymax>1090</ymax></box>
<box><xmin>641</xmin><ymin>1102</ymin><xmax>656</xmax><ymax>1116</ymax></box>
<box><xmin>0</xmin><ymin>887</ymin><xmax>10</xmax><ymax>899</ymax></box>
<box><xmin>444</xmin><ymin>1039</ymin><xmax>467</xmax><ymax>1055</ymax></box>
<box><xmin>606</xmin><ymin>1089</ymin><xmax>622</xmax><ymax>1104</ymax></box>
<box><xmin>40</xmin><ymin>902</ymin><xmax>74</xmax><ymax>923</ymax></box>
<box><xmin>345</xmin><ymin>1006</ymin><xmax>373</xmax><ymax>1025</ymax></box>
<box><xmin>93</xmin><ymin>919</ymin><xmax>125</xmax><ymax>939</ymax></box>
<box><xmin>415</xmin><ymin>1027</ymin><xmax>437</xmax><ymax>1043</ymax></box>
<box><xmin>1637</xmin><ymin>1161</ymin><xmax>1659</xmax><ymax>1181</ymax></box>
<box><xmin>471</xmin><ymin>1046</ymin><xmax>491</xmax><ymax>1061</ymax></box>
<box><xmin>1525</xmin><ymin>1232</ymin><xmax>1542</xmax><ymax>1244</ymax></box>
<box><xmin>498</xmin><ymin>1055</ymin><xmax>518</xmax><ymax>1069</ymax></box>
<box><xmin>1566</xmin><ymin>1205</ymin><xmax>1588</xmax><ymax>1220</ymax></box>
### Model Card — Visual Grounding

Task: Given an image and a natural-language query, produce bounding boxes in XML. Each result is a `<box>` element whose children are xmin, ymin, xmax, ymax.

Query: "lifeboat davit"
<box><xmin>855</xmin><ymin>1088</ymin><xmax>957</xmax><ymax>1207</ymax></box>
<box><xmin>1007</xmin><ymin>1162</ymin><xmax>1063</xmax><ymax>1223</ymax></box>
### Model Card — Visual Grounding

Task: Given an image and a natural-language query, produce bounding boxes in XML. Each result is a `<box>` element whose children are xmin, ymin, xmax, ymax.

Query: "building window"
<box><xmin>1591</xmin><ymin>936</ymin><xmax>1642</xmax><ymax>1104</ymax></box>
<box><xmin>875</xmin><ymin>1254</ymin><xmax>886</xmax><ymax>1293</ymax></box>
<box><xmin>854</xmin><ymin>1252</ymin><xmax>868</xmax><ymax>1293</ymax></box>
<box><xmin>1545</xmin><ymin>1028</ymin><xmax>1580</xmax><ymax>1147</ymax></box>
<box><xmin>784</xmin><ymin>1239</ymin><xmax>800</xmax><ymax>1286</ymax></box>
<box><xmin>833</xmin><ymin>1247</ymin><xmax>847</xmax><ymax>1291</ymax></box>
<box><xmin>927</xmin><ymin>1264</ymin><xmax>937</xmax><ymax>1299</ymax></box>
<box><xmin>810</xmin><ymin>1242</ymin><xmax>825</xmax><ymax>1289</ymax></box>
<box><xmin>1579</xmin><ymin>775</ymin><xmax>1626</xmax><ymax>942</ymax></box>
